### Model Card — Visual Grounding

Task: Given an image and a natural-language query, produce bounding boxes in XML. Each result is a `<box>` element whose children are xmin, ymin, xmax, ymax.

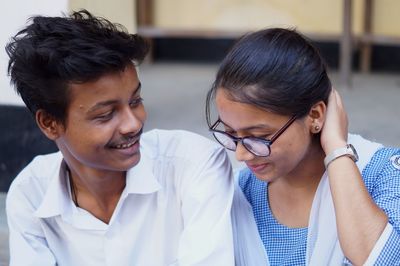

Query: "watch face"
<box><xmin>348</xmin><ymin>144</ymin><xmax>359</xmax><ymax>162</ymax></box>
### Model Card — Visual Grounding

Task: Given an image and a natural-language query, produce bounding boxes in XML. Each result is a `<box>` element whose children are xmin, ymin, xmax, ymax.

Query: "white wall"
<box><xmin>69</xmin><ymin>0</ymin><xmax>136</xmax><ymax>34</ymax></box>
<box><xmin>0</xmin><ymin>0</ymin><xmax>68</xmax><ymax>105</ymax></box>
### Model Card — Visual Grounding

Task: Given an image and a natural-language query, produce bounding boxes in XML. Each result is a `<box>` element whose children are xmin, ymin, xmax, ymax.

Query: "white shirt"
<box><xmin>6</xmin><ymin>129</ymin><xmax>234</xmax><ymax>266</ymax></box>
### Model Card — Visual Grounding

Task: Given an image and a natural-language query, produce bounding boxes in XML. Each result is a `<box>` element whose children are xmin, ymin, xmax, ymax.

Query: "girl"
<box><xmin>206</xmin><ymin>28</ymin><xmax>400</xmax><ymax>265</ymax></box>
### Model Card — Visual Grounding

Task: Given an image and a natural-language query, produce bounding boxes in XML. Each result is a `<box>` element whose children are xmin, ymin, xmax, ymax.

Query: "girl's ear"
<box><xmin>35</xmin><ymin>110</ymin><xmax>64</xmax><ymax>140</ymax></box>
<box><xmin>307</xmin><ymin>101</ymin><xmax>327</xmax><ymax>134</ymax></box>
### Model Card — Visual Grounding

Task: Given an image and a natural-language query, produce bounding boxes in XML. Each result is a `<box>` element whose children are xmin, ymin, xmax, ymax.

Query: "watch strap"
<box><xmin>324</xmin><ymin>144</ymin><xmax>358</xmax><ymax>168</ymax></box>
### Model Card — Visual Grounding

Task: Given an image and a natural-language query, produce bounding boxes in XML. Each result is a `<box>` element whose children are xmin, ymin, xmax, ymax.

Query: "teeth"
<box><xmin>115</xmin><ymin>140</ymin><xmax>137</xmax><ymax>149</ymax></box>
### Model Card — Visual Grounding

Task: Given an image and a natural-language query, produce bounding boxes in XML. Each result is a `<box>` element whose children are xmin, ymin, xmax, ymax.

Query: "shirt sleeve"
<box><xmin>362</xmin><ymin>148</ymin><xmax>400</xmax><ymax>263</ymax></box>
<box><xmin>374</xmin><ymin>225</ymin><xmax>400</xmax><ymax>264</ymax></box>
<box><xmin>175</xmin><ymin>146</ymin><xmax>234</xmax><ymax>266</ymax></box>
<box><xmin>6</xmin><ymin>182</ymin><xmax>56</xmax><ymax>266</ymax></box>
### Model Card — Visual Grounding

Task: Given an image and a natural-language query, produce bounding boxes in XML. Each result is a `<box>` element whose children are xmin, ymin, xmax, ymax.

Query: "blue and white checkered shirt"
<box><xmin>239</xmin><ymin>147</ymin><xmax>400</xmax><ymax>265</ymax></box>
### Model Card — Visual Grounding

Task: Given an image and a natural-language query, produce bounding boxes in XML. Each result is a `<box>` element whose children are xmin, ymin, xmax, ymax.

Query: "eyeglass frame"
<box><xmin>209</xmin><ymin>115</ymin><xmax>298</xmax><ymax>157</ymax></box>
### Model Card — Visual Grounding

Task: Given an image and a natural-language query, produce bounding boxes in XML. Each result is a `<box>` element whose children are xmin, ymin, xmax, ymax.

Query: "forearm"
<box><xmin>328</xmin><ymin>156</ymin><xmax>388</xmax><ymax>265</ymax></box>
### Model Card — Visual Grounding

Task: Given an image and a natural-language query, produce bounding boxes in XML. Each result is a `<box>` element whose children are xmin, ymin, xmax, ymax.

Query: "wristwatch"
<box><xmin>324</xmin><ymin>144</ymin><xmax>359</xmax><ymax>168</ymax></box>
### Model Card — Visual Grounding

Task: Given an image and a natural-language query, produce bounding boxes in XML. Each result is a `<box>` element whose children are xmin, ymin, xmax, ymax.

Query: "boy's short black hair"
<box><xmin>6</xmin><ymin>9</ymin><xmax>149</xmax><ymax>124</ymax></box>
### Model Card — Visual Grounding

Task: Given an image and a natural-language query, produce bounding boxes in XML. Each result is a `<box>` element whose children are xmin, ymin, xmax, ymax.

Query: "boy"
<box><xmin>5</xmin><ymin>10</ymin><xmax>233</xmax><ymax>265</ymax></box>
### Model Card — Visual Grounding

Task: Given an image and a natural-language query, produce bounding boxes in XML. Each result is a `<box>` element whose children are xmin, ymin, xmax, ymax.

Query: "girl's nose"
<box><xmin>235</xmin><ymin>142</ymin><xmax>256</xmax><ymax>162</ymax></box>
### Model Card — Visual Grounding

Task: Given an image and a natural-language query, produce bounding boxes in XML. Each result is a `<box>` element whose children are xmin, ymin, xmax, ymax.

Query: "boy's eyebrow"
<box><xmin>87</xmin><ymin>82</ymin><xmax>141</xmax><ymax>113</ymax></box>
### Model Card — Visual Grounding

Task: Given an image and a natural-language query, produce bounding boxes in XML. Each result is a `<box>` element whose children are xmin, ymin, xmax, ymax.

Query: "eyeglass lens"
<box><xmin>211</xmin><ymin>115</ymin><xmax>297</xmax><ymax>157</ymax></box>
<box><xmin>213</xmin><ymin>132</ymin><xmax>271</xmax><ymax>156</ymax></box>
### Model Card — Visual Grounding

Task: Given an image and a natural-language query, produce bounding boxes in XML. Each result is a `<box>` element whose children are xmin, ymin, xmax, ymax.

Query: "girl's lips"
<box><xmin>246</xmin><ymin>162</ymin><xmax>269</xmax><ymax>173</ymax></box>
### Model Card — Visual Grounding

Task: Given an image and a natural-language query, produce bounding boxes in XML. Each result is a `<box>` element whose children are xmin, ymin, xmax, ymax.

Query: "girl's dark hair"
<box><xmin>6</xmin><ymin>9</ymin><xmax>149</xmax><ymax>124</ymax></box>
<box><xmin>206</xmin><ymin>28</ymin><xmax>331</xmax><ymax>126</ymax></box>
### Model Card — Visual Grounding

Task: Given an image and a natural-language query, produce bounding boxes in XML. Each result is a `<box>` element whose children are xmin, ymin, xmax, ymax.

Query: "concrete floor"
<box><xmin>1</xmin><ymin>63</ymin><xmax>400</xmax><ymax>264</ymax></box>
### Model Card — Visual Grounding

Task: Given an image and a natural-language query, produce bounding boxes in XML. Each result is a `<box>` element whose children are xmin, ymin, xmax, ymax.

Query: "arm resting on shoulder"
<box><xmin>174</xmin><ymin>147</ymin><xmax>234</xmax><ymax>266</ymax></box>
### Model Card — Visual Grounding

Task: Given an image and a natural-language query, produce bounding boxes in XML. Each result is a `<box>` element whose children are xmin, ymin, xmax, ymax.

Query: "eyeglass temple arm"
<box><xmin>269</xmin><ymin>115</ymin><xmax>297</xmax><ymax>143</ymax></box>
<box><xmin>209</xmin><ymin>119</ymin><xmax>221</xmax><ymax>130</ymax></box>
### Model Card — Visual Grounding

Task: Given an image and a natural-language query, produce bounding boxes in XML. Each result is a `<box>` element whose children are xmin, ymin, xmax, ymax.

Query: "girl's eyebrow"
<box><xmin>218</xmin><ymin>119</ymin><xmax>273</xmax><ymax>131</ymax></box>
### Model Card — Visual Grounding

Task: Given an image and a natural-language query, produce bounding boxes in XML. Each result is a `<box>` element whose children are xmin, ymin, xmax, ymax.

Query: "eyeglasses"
<box><xmin>209</xmin><ymin>115</ymin><xmax>297</xmax><ymax>157</ymax></box>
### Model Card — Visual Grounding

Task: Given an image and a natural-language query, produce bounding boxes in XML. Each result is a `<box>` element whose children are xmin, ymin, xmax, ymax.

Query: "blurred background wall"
<box><xmin>137</xmin><ymin>0</ymin><xmax>400</xmax><ymax>72</ymax></box>
<box><xmin>152</xmin><ymin>0</ymin><xmax>399</xmax><ymax>36</ymax></box>
<box><xmin>69</xmin><ymin>0</ymin><xmax>137</xmax><ymax>33</ymax></box>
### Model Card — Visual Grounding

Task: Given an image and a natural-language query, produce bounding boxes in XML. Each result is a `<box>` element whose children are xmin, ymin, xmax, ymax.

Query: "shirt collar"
<box><xmin>34</xmin><ymin>150</ymin><xmax>161</xmax><ymax>218</ymax></box>
<box><xmin>125</xmin><ymin>151</ymin><xmax>161</xmax><ymax>194</ymax></box>
<box><xmin>34</xmin><ymin>160</ymin><xmax>72</xmax><ymax>218</ymax></box>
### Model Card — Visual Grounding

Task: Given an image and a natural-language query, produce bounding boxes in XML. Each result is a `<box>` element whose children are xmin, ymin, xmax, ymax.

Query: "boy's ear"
<box><xmin>35</xmin><ymin>109</ymin><xmax>64</xmax><ymax>140</ymax></box>
<box><xmin>307</xmin><ymin>101</ymin><xmax>327</xmax><ymax>134</ymax></box>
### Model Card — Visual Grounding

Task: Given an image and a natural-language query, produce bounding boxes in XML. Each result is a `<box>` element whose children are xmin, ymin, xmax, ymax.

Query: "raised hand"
<box><xmin>320</xmin><ymin>89</ymin><xmax>348</xmax><ymax>155</ymax></box>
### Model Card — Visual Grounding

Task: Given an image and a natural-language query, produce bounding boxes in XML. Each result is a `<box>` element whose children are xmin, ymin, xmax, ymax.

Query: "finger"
<box><xmin>334</xmin><ymin>90</ymin><xmax>345</xmax><ymax>111</ymax></box>
<box><xmin>327</xmin><ymin>88</ymin><xmax>337</xmax><ymax>106</ymax></box>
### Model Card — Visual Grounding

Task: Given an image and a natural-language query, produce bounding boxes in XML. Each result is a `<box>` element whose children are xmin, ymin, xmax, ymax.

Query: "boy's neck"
<box><xmin>66</xmin><ymin>163</ymin><xmax>126</xmax><ymax>224</ymax></box>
